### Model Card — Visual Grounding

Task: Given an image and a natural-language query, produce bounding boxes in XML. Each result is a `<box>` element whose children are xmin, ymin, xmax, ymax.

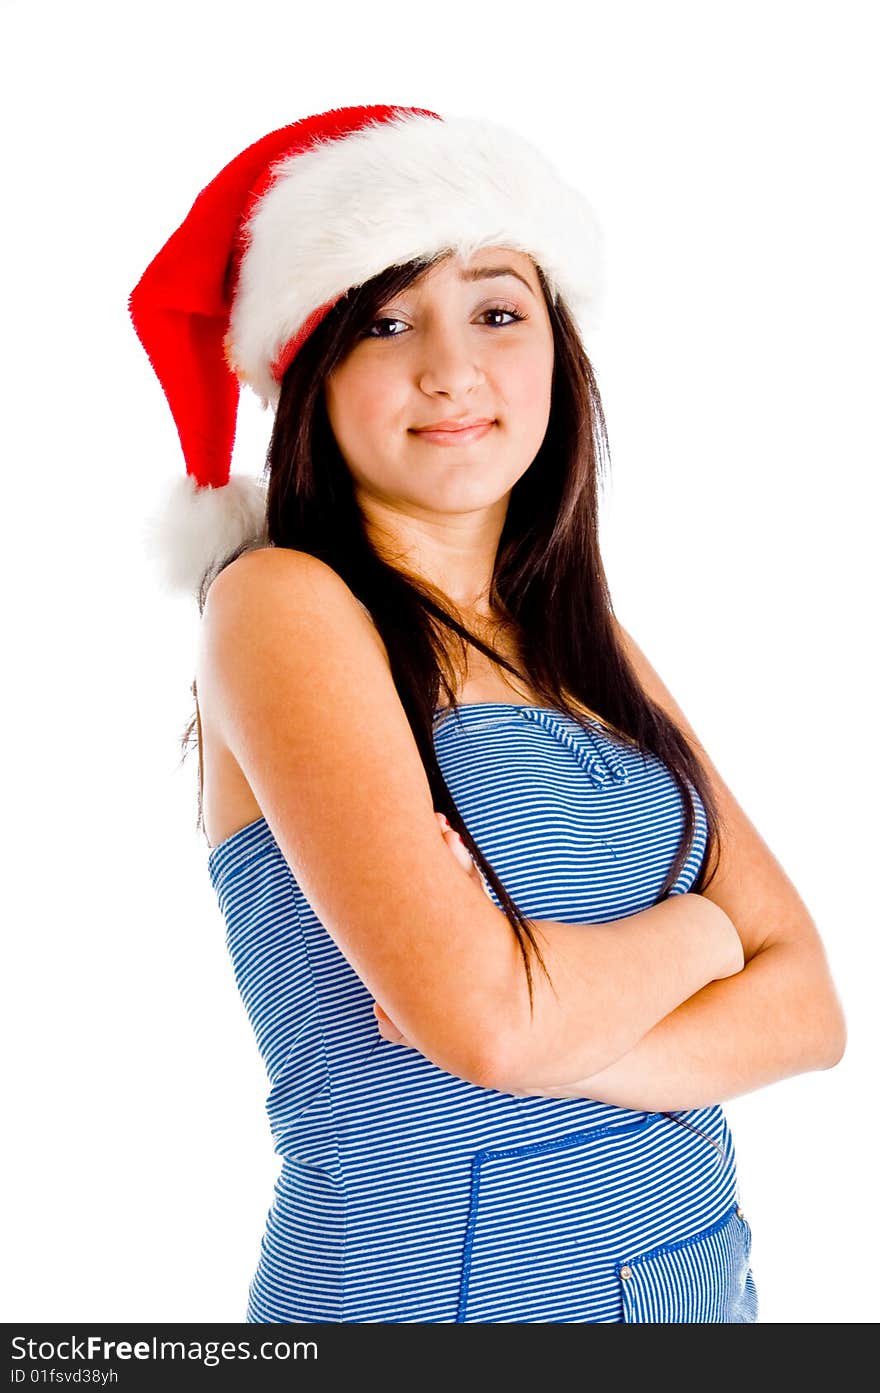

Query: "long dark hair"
<box><xmin>182</xmin><ymin>251</ymin><xmax>727</xmax><ymax>1150</ymax></box>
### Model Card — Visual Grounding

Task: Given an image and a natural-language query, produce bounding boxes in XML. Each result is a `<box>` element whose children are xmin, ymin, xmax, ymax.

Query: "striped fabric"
<box><xmin>207</xmin><ymin>702</ymin><xmax>759</xmax><ymax>1323</ymax></box>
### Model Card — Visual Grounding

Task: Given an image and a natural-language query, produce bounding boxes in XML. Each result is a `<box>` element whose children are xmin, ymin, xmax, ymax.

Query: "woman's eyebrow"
<box><xmin>457</xmin><ymin>265</ymin><xmax>536</xmax><ymax>298</ymax></box>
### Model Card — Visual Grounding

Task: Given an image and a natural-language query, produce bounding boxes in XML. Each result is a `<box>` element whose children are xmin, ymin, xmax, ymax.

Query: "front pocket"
<box><xmin>456</xmin><ymin>1114</ymin><xmax>654</xmax><ymax>1322</ymax></box>
<box><xmin>618</xmin><ymin>1201</ymin><xmax>758</xmax><ymax>1323</ymax></box>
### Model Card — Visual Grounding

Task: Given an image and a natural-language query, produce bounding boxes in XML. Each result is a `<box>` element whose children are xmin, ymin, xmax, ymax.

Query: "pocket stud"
<box><xmin>619</xmin><ymin>1264</ymin><xmax>634</xmax><ymax>1280</ymax></box>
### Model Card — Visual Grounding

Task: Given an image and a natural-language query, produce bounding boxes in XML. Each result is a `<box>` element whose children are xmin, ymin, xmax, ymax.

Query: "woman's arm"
<box><xmin>377</xmin><ymin>816</ymin><xmax>745</xmax><ymax>1089</ymax></box>
<box><xmin>509</xmin><ymin>622</ymin><xmax>849</xmax><ymax>1102</ymax></box>
<box><xmin>489</xmin><ymin>894</ymin><xmax>743</xmax><ymax>1091</ymax></box>
<box><xmin>381</xmin><ymin>626</ymin><xmax>847</xmax><ymax>1101</ymax></box>
<box><xmin>509</xmin><ymin>923</ymin><xmax>847</xmax><ymax>1109</ymax></box>
<box><xmin>377</xmin><ymin>832</ymin><xmax>845</xmax><ymax>1104</ymax></box>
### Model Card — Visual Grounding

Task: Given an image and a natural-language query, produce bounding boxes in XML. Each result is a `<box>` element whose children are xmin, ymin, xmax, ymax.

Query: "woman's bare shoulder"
<box><xmin>203</xmin><ymin>546</ymin><xmax>389</xmax><ymax>662</ymax></box>
<box><xmin>206</xmin><ymin>544</ymin><xmax>344</xmax><ymax>595</ymax></box>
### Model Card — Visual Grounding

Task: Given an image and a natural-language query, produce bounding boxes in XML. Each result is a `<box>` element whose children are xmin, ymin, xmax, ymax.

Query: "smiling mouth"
<box><xmin>410</xmin><ymin>421</ymin><xmax>497</xmax><ymax>446</ymax></box>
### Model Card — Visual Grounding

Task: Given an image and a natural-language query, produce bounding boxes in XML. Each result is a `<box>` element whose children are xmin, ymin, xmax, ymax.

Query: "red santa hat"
<box><xmin>129</xmin><ymin>103</ymin><xmax>605</xmax><ymax>595</ymax></box>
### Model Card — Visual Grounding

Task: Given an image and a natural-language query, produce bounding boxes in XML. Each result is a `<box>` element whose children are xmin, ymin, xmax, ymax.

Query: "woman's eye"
<box><xmin>482</xmin><ymin>307</ymin><xmax>525</xmax><ymax>328</ymax></box>
<box><xmin>365</xmin><ymin>306</ymin><xmax>526</xmax><ymax>338</ymax></box>
<box><xmin>366</xmin><ymin>317</ymin><xmax>408</xmax><ymax>338</ymax></box>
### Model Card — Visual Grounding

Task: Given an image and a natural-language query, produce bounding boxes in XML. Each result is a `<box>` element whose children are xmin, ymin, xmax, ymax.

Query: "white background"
<box><xmin>2</xmin><ymin>0</ymin><xmax>877</xmax><ymax>1324</ymax></box>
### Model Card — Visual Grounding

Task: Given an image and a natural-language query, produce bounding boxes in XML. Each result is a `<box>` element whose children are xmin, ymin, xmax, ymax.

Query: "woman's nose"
<box><xmin>417</xmin><ymin>326</ymin><xmax>486</xmax><ymax>396</ymax></box>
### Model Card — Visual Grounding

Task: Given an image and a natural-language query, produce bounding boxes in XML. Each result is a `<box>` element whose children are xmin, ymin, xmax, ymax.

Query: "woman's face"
<box><xmin>324</xmin><ymin>247</ymin><xmax>555</xmax><ymax>523</ymax></box>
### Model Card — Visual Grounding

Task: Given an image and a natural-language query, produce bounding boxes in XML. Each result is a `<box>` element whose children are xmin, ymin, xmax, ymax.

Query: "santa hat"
<box><xmin>129</xmin><ymin>103</ymin><xmax>605</xmax><ymax>596</ymax></box>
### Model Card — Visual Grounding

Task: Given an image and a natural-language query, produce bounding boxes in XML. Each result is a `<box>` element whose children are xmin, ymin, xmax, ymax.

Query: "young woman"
<box><xmin>130</xmin><ymin>104</ymin><xmax>846</xmax><ymax>1324</ymax></box>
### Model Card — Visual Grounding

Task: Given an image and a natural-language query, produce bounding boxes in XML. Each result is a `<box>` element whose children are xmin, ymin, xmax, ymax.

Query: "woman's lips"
<box><xmin>411</xmin><ymin>421</ymin><xmax>496</xmax><ymax>446</ymax></box>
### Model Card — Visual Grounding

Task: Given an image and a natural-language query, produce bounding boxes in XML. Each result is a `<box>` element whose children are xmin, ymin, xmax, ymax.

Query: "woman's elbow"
<box><xmin>819</xmin><ymin>1011</ymin><xmax>847</xmax><ymax>1069</ymax></box>
<box><xmin>813</xmin><ymin>988</ymin><xmax>848</xmax><ymax>1070</ymax></box>
<box><xmin>793</xmin><ymin>943</ymin><xmax>848</xmax><ymax>1071</ymax></box>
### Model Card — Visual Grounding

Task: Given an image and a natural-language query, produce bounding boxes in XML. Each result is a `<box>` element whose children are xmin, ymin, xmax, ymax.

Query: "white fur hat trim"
<box><xmin>142</xmin><ymin>471</ymin><xmax>269</xmax><ymax>597</ymax></box>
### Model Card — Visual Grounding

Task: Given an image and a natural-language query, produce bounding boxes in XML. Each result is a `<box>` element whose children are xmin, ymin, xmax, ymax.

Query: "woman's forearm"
<box><xmin>493</xmin><ymin>892</ymin><xmax>743</xmax><ymax>1093</ymax></box>
<box><xmin>510</xmin><ymin>937</ymin><xmax>846</xmax><ymax>1110</ymax></box>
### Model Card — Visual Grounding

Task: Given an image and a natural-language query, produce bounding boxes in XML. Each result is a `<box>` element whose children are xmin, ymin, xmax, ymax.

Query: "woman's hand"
<box><xmin>373</xmin><ymin>999</ymin><xmax>410</xmax><ymax>1044</ymax></box>
<box><xmin>372</xmin><ymin>811</ymin><xmax>491</xmax><ymax>1046</ymax></box>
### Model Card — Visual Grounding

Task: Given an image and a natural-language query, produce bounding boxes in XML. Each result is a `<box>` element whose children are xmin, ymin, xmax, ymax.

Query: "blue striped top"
<box><xmin>207</xmin><ymin>701</ymin><xmax>758</xmax><ymax>1323</ymax></box>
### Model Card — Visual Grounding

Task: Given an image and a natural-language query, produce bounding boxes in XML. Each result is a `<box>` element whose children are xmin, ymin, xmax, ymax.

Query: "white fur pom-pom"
<box><xmin>142</xmin><ymin>472</ymin><xmax>269</xmax><ymax>597</ymax></box>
